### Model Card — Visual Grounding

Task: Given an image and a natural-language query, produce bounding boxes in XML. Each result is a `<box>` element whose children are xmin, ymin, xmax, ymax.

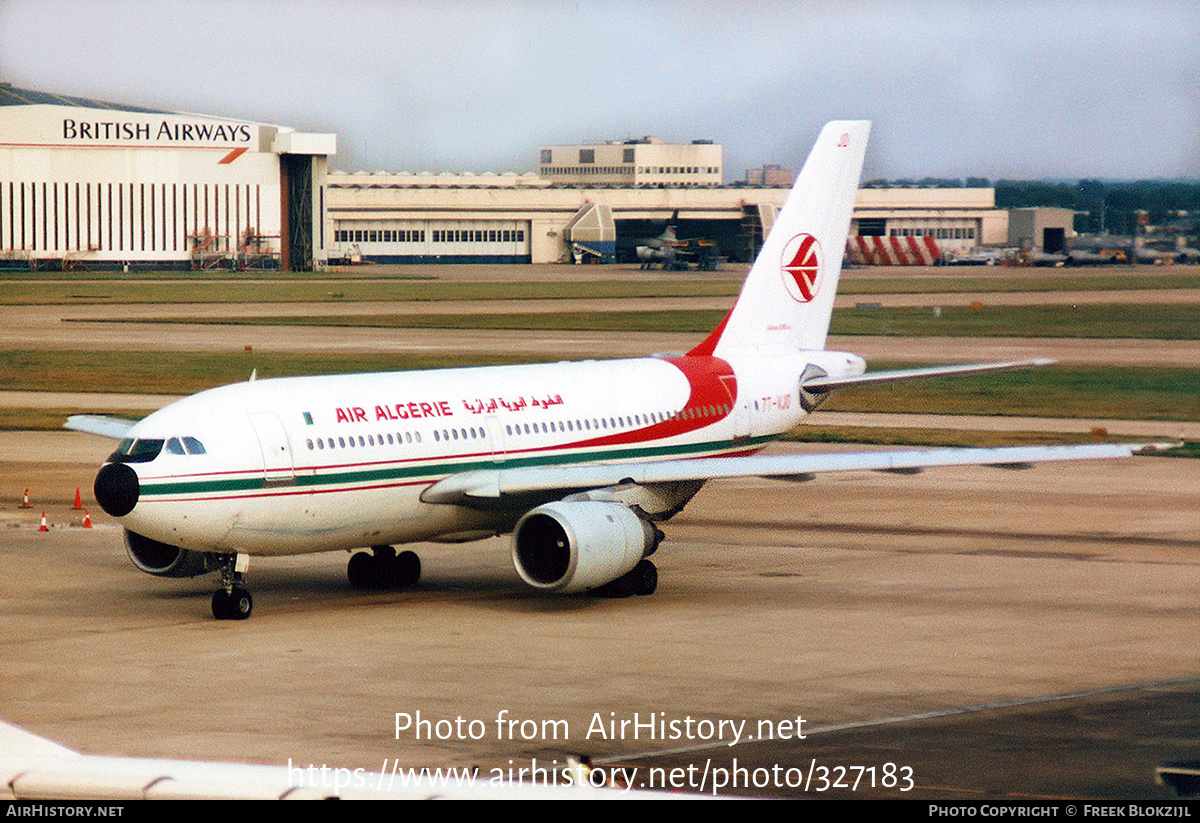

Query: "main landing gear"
<box><xmin>592</xmin><ymin>559</ymin><xmax>658</xmax><ymax>598</ymax></box>
<box><xmin>211</xmin><ymin>553</ymin><xmax>252</xmax><ymax>620</ymax></box>
<box><xmin>347</xmin><ymin>545</ymin><xmax>422</xmax><ymax>591</ymax></box>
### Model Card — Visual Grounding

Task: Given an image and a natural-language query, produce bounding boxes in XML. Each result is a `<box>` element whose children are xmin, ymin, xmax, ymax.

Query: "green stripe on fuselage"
<box><xmin>138</xmin><ymin>434</ymin><xmax>777</xmax><ymax>499</ymax></box>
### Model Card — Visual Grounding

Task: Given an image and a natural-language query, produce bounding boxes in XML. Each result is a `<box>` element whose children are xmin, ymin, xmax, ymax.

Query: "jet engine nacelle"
<box><xmin>635</xmin><ymin>246</ymin><xmax>668</xmax><ymax>262</ymax></box>
<box><xmin>512</xmin><ymin>501</ymin><xmax>660</xmax><ymax>593</ymax></box>
<box><xmin>124</xmin><ymin>529</ymin><xmax>214</xmax><ymax>578</ymax></box>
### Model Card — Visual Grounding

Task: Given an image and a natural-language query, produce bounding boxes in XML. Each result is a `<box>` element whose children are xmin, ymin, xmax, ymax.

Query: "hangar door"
<box><xmin>280</xmin><ymin>154</ymin><xmax>313</xmax><ymax>271</ymax></box>
<box><xmin>1042</xmin><ymin>227</ymin><xmax>1065</xmax><ymax>253</ymax></box>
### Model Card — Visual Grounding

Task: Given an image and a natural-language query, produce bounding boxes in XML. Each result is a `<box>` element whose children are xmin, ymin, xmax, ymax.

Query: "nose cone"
<box><xmin>95</xmin><ymin>462</ymin><xmax>139</xmax><ymax>517</ymax></box>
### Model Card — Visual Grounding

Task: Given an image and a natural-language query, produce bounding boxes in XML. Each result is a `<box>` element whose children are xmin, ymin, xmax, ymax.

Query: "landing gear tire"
<box><xmin>396</xmin><ymin>550</ymin><xmax>421</xmax><ymax>588</ymax></box>
<box><xmin>212</xmin><ymin>586</ymin><xmax>253</xmax><ymax>620</ymax></box>
<box><xmin>591</xmin><ymin>559</ymin><xmax>657</xmax><ymax>598</ymax></box>
<box><xmin>348</xmin><ymin>546</ymin><xmax>421</xmax><ymax>590</ymax></box>
<box><xmin>632</xmin><ymin>559</ymin><xmax>658</xmax><ymax>596</ymax></box>
<box><xmin>347</xmin><ymin>551</ymin><xmax>378</xmax><ymax>589</ymax></box>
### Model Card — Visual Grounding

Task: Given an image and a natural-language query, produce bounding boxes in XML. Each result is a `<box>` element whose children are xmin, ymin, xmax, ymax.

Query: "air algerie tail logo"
<box><xmin>780</xmin><ymin>233</ymin><xmax>823</xmax><ymax>303</ymax></box>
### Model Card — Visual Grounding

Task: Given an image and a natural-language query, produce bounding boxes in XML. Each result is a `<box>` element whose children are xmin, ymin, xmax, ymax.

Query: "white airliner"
<box><xmin>68</xmin><ymin>120</ymin><xmax>1149</xmax><ymax>620</ymax></box>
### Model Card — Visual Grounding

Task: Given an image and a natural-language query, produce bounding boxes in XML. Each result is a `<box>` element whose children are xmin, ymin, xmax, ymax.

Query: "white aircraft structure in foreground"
<box><xmin>69</xmin><ymin>121</ymin><xmax>1151</xmax><ymax>620</ymax></box>
<box><xmin>0</xmin><ymin>719</ymin><xmax>654</xmax><ymax>799</ymax></box>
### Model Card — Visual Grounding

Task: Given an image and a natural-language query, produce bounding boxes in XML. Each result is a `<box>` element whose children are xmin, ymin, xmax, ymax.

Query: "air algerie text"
<box><xmin>336</xmin><ymin>402</ymin><xmax>454</xmax><ymax>423</ymax></box>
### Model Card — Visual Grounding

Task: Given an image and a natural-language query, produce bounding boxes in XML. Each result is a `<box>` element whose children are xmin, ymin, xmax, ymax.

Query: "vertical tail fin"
<box><xmin>691</xmin><ymin>121</ymin><xmax>870</xmax><ymax>357</ymax></box>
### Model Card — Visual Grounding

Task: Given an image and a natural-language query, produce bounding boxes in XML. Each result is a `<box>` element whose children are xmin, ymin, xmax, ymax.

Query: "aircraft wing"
<box><xmin>421</xmin><ymin>442</ymin><xmax>1167</xmax><ymax>505</ymax></box>
<box><xmin>0</xmin><ymin>719</ymin><xmax>676</xmax><ymax>800</ymax></box>
<box><xmin>64</xmin><ymin>414</ymin><xmax>138</xmax><ymax>439</ymax></box>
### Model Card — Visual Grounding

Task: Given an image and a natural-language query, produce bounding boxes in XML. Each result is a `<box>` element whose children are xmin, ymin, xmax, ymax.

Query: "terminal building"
<box><xmin>0</xmin><ymin>83</ymin><xmax>335</xmax><ymax>270</ymax></box>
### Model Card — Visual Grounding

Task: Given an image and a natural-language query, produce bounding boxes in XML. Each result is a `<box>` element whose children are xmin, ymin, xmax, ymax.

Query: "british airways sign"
<box><xmin>60</xmin><ymin>117</ymin><xmax>254</xmax><ymax>146</ymax></box>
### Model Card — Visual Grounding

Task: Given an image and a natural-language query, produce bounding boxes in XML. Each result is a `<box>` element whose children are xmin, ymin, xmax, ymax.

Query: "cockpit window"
<box><xmin>166</xmin><ymin>437</ymin><xmax>185</xmax><ymax>455</ymax></box>
<box><xmin>110</xmin><ymin>438</ymin><xmax>165</xmax><ymax>463</ymax></box>
<box><xmin>182</xmin><ymin>437</ymin><xmax>206</xmax><ymax>455</ymax></box>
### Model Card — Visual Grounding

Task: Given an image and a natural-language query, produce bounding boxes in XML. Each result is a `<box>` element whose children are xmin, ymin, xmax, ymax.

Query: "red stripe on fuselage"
<box><xmin>539</xmin><ymin>355</ymin><xmax>738</xmax><ymax>452</ymax></box>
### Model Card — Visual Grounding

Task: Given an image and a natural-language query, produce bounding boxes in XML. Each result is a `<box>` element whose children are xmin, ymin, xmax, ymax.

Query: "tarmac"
<box><xmin>0</xmin><ymin>263</ymin><xmax>1197</xmax><ymax>799</ymax></box>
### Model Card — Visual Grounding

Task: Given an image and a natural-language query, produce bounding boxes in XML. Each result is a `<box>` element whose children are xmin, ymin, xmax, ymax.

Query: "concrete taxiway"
<box><xmin>1</xmin><ymin>434</ymin><xmax>1197</xmax><ymax>799</ymax></box>
<box><xmin>0</xmin><ymin>264</ymin><xmax>1197</xmax><ymax>798</ymax></box>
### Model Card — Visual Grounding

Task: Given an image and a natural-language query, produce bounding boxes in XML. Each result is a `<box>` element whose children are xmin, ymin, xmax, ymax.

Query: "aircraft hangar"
<box><xmin>324</xmin><ymin>169</ymin><xmax>1010</xmax><ymax>266</ymax></box>
<box><xmin>0</xmin><ymin>83</ymin><xmax>335</xmax><ymax>271</ymax></box>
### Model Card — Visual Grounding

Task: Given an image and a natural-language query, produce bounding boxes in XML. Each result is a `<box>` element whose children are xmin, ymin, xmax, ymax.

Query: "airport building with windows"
<box><xmin>325</xmin><ymin>172</ymin><xmax>1009</xmax><ymax>266</ymax></box>
<box><xmin>538</xmin><ymin>136</ymin><xmax>723</xmax><ymax>188</ymax></box>
<box><xmin>1</xmin><ymin>84</ymin><xmax>1013</xmax><ymax>270</ymax></box>
<box><xmin>0</xmin><ymin>84</ymin><xmax>335</xmax><ymax>270</ymax></box>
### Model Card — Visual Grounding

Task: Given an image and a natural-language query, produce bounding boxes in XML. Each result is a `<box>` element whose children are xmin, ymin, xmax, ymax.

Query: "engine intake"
<box><xmin>512</xmin><ymin>501</ymin><xmax>660</xmax><ymax>593</ymax></box>
<box><xmin>124</xmin><ymin>529</ymin><xmax>214</xmax><ymax>578</ymax></box>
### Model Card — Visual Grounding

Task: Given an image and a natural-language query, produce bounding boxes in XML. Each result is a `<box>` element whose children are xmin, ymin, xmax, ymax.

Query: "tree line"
<box><xmin>862</xmin><ymin>178</ymin><xmax>1200</xmax><ymax>234</ymax></box>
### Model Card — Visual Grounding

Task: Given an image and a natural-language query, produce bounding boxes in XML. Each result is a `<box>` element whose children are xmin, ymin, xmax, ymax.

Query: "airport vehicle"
<box><xmin>69</xmin><ymin>121</ymin><xmax>1149</xmax><ymax>620</ymax></box>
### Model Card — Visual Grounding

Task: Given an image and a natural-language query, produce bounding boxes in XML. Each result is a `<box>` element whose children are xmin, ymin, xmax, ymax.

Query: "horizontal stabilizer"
<box><xmin>64</xmin><ymin>414</ymin><xmax>138</xmax><ymax>439</ymax></box>
<box><xmin>803</xmin><ymin>359</ymin><xmax>1055</xmax><ymax>391</ymax></box>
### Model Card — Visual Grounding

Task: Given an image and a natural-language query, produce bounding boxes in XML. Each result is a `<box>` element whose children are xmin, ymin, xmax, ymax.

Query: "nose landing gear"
<box><xmin>211</xmin><ymin>553</ymin><xmax>253</xmax><ymax>620</ymax></box>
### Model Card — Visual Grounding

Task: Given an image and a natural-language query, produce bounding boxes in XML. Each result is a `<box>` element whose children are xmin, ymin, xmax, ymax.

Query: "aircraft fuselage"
<box><xmin>98</xmin><ymin>349</ymin><xmax>864</xmax><ymax>557</ymax></box>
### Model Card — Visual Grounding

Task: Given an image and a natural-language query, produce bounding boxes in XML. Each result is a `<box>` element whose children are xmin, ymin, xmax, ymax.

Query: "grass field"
<box><xmin>6</xmin><ymin>267</ymin><xmax>1198</xmax><ymax>446</ymax></box>
<box><xmin>822</xmin><ymin>363</ymin><xmax>1200</xmax><ymax>421</ymax></box>
<box><xmin>99</xmin><ymin>302</ymin><xmax>1200</xmax><ymax>340</ymax></box>
<box><xmin>3</xmin><ymin>268</ymin><xmax>1200</xmax><ymax>304</ymax></box>
<box><xmin>0</xmin><ymin>278</ymin><xmax>740</xmax><ymax>305</ymax></box>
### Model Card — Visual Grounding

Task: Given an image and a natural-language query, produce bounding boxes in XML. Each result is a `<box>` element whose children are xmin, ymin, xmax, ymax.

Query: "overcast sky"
<box><xmin>1</xmin><ymin>1</ymin><xmax>1197</xmax><ymax>181</ymax></box>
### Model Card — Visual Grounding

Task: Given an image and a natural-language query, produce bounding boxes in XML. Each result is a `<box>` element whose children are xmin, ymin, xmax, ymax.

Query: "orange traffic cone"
<box><xmin>73</xmin><ymin>487</ymin><xmax>83</xmax><ymax>510</ymax></box>
<box><xmin>20</xmin><ymin>489</ymin><xmax>31</xmax><ymax>509</ymax></box>
<box><xmin>83</xmin><ymin>510</ymin><xmax>92</xmax><ymax>529</ymax></box>
<box><xmin>38</xmin><ymin>511</ymin><xmax>48</xmax><ymax>532</ymax></box>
